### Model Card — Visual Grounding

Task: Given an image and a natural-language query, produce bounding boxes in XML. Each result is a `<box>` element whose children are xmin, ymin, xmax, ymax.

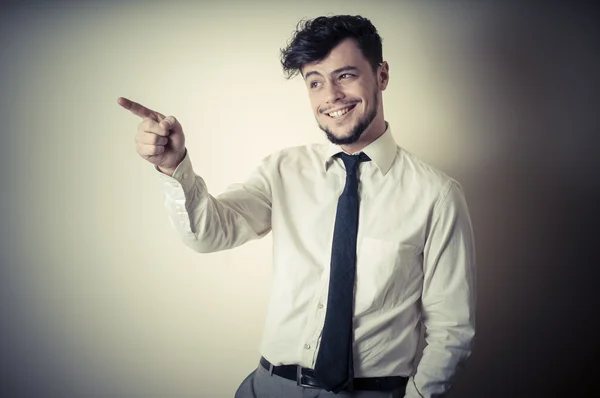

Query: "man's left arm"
<box><xmin>404</xmin><ymin>181</ymin><xmax>477</xmax><ymax>398</ymax></box>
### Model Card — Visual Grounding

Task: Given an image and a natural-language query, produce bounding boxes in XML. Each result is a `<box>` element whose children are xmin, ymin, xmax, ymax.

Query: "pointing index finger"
<box><xmin>117</xmin><ymin>97</ymin><xmax>164</xmax><ymax>121</ymax></box>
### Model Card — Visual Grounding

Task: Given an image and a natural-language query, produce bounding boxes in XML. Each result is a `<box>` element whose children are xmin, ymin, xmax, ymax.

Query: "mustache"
<box><xmin>320</xmin><ymin>101</ymin><xmax>359</xmax><ymax>114</ymax></box>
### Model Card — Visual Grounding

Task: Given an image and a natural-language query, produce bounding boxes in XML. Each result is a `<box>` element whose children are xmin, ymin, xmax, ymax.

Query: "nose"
<box><xmin>324</xmin><ymin>81</ymin><xmax>345</xmax><ymax>105</ymax></box>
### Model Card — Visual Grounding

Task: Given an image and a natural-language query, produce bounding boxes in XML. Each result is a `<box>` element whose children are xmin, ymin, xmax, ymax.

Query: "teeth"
<box><xmin>328</xmin><ymin>106</ymin><xmax>351</xmax><ymax>118</ymax></box>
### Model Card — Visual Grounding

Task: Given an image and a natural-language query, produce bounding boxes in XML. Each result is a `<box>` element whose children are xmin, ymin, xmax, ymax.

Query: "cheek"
<box><xmin>310</xmin><ymin>101</ymin><xmax>323</xmax><ymax>116</ymax></box>
<box><xmin>311</xmin><ymin>96</ymin><xmax>323</xmax><ymax>109</ymax></box>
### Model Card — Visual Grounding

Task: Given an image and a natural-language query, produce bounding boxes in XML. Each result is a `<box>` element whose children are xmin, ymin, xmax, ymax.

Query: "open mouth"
<box><xmin>326</xmin><ymin>104</ymin><xmax>357</xmax><ymax>119</ymax></box>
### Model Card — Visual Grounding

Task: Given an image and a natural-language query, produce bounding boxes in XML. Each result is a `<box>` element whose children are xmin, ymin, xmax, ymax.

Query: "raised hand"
<box><xmin>118</xmin><ymin>97</ymin><xmax>186</xmax><ymax>175</ymax></box>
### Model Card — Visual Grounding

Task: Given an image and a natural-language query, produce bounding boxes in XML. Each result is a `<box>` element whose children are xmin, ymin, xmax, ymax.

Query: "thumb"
<box><xmin>159</xmin><ymin>115</ymin><xmax>182</xmax><ymax>134</ymax></box>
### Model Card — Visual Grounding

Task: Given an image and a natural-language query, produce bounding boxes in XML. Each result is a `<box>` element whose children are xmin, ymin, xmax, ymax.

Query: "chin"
<box><xmin>321</xmin><ymin>123</ymin><xmax>349</xmax><ymax>137</ymax></box>
<box><xmin>330</xmin><ymin>128</ymin><xmax>354</xmax><ymax>140</ymax></box>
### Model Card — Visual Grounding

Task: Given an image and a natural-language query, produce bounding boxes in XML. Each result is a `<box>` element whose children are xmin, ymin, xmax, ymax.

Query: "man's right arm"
<box><xmin>117</xmin><ymin>96</ymin><xmax>273</xmax><ymax>253</ymax></box>
<box><xmin>157</xmin><ymin>149</ymin><xmax>273</xmax><ymax>253</ymax></box>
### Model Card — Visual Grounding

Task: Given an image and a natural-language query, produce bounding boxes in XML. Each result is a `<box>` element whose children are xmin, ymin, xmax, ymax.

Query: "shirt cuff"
<box><xmin>155</xmin><ymin>150</ymin><xmax>196</xmax><ymax>194</ymax></box>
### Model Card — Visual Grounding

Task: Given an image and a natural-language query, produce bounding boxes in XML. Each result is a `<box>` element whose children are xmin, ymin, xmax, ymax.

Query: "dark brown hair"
<box><xmin>280</xmin><ymin>15</ymin><xmax>383</xmax><ymax>79</ymax></box>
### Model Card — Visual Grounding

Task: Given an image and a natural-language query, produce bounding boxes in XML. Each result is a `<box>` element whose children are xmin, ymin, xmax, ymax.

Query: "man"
<box><xmin>118</xmin><ymin>15</ymin><xmax>475</xmax><ymax>398</ymax></box>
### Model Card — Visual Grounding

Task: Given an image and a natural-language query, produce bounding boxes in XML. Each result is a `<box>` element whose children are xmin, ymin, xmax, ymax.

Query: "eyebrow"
<box><xmin>304</xmin><ymin>65</ymin><xmax>360</xmax><ymax>80</ymax></box>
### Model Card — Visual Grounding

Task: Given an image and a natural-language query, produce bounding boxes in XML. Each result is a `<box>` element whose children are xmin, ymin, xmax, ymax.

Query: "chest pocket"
<box><xmin>354</xmin><ymin>236</ymin><xmax>420</xmax><ymax>316</ymax></box>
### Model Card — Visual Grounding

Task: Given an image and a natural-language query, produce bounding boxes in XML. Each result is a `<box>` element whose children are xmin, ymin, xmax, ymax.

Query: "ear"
<box><xmin>378</xmin><ymin>61</ymin><xmax>390</xmax><ymax>91</ymax></box>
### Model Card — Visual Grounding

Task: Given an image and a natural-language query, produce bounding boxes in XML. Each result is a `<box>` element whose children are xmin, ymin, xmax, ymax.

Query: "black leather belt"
<box><xmin>259</xmin><ymin>356</ymin><xmax>408</xmax><ymax>391</ymax></box>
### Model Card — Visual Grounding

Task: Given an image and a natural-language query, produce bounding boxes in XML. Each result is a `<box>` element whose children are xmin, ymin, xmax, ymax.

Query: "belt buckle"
<box><xmin>296</xmin><ymin>366</ymin><xmax>319</xmax><ymax>389</ymax></box>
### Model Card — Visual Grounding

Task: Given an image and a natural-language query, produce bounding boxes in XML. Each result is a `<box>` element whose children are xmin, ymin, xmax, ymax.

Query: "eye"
<box><xmin>339</xmin><ymin>73</ymin><xmax>355</xmax><ymax>79</ymax></box>
<box><xmin>310</xmin><ymin>81</ymin><xmax>322</xmax><ymax>89</ymax></box>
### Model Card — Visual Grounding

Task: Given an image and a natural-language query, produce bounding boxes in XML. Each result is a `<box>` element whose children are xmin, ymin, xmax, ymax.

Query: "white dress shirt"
<box><xmin>157</xmin><ymin>124</ymin><xmax>476</xmax><ymax>398</ymax></box>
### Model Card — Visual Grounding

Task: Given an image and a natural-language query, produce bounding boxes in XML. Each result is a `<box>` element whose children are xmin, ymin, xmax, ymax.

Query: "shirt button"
<box><xmin>182</xmin><ymin>173</ymin><xmax>188</xmax><ymax>179</ymax></box>
<box><xmin>317</xmin><ymin>303</ymin><xmax>324</xmax><ymax>309</ymax></box>
<box><xmin>304</xmin><ymin>343</ymin><xmax>311</xmax><ymax>350</ymax></box>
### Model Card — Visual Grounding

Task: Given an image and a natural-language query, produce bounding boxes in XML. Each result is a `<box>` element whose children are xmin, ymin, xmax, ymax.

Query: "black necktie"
<box><xmin>314</xmin><ymin>152</ymin><xmax>370</xmax><ymax>393</ymax></box>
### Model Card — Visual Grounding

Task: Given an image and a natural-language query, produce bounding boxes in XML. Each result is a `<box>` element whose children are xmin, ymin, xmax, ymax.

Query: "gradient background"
<box><xmin>1</xmin><ymin>1</ymin><xmax>599</xmax><ymax>397</ymax></box>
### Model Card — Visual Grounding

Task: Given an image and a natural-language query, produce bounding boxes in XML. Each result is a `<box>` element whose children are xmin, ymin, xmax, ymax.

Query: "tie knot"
<box><xmin>335</xmin><ymin>152</ymin><xmax>371</xmax><ymax>175</ymax></box>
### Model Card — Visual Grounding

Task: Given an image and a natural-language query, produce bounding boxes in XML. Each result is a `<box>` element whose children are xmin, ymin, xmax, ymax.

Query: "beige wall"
<box><xmin>1</xmin><ymin>1</ymin><xmax>598</xmax><ymax>397</ymax></box>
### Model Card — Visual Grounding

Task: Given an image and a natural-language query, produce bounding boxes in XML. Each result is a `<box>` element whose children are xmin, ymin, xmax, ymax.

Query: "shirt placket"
<box><xmin>301</xmin><ymin>162</ymin><xmax>346</xmax><ymax>368</ymax></box>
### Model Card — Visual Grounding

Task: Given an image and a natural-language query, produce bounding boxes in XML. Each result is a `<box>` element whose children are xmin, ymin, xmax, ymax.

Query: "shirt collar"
<box><xmin>323</xmin><ymin>123</ymin><xmax>397</xmax><ymax>176</ymax></box>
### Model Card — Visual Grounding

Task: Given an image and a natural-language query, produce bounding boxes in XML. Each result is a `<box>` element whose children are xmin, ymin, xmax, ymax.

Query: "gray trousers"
<box><xmin>234</xmin><ymin>364</ymin><xmax>407</xmax><ymax>398</ymax></box>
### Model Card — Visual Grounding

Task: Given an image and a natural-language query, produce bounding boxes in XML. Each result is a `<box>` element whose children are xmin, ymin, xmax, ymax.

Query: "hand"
<box><xmin>117</xmin><ymin>97</ymin><xmax>186</xmax><ymax>175</ymax></box>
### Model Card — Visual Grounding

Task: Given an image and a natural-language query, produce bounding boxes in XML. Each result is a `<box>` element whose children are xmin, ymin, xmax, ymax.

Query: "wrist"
<box><xmin>158</xmin><ymin>165</ymin><xmax>177</xmax><ymax>176</ymax></box>
<box><xmin>158</xmin><ymin>149</ymin><xmax>186</xmax><ymax>176</ymax></box>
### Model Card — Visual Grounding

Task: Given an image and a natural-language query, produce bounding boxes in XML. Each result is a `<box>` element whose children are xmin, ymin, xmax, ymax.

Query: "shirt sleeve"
<box><xmin>156</xmin><ymin>149</ymin><xmax>273</xmax><ymax>253</ymax></box>
<box><xmin>404</xmin><ymin>181</ymin><xmax>477</xmax><ymax>398</ymax></box>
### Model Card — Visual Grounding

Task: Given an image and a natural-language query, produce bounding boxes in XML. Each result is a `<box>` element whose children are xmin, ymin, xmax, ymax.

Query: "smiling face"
<box><xmin>301</xmin><ymin>38</ymin><xmax>389</xmax><ymax>152</ymax></box>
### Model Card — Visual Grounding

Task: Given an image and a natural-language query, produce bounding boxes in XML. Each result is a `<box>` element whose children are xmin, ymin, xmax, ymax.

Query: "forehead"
<box><xmin>301</xmin><ymin>38</ymin><xmax>370</xmax><ymax>76</ymax></box>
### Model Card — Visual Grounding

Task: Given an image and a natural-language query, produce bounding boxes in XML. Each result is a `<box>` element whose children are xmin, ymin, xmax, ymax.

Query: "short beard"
<box><xmin>319</xmin><ymin>91</ymin><xmax>379</xmax><ymax>146</ymax></box>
